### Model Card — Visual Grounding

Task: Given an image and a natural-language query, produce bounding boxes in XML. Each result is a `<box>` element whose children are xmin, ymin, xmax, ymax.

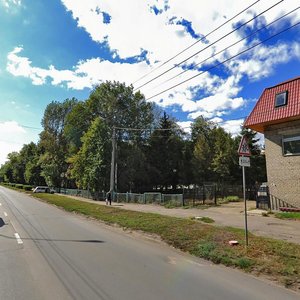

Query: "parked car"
<box><xmin>33</xmin><ymin>186</ymin><xmax>55</xmax><ymax>194</ymax></box>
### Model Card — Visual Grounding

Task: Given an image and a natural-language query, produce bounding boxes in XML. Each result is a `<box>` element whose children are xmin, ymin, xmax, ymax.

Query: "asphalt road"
<box><xmin>0</xmin><ymin>186</ymin><xmax>299</xmax><ymax>300</ymax></box>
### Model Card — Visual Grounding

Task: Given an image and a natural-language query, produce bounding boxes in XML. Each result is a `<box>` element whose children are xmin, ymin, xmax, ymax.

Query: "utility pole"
<box><xmin>110</xmin><ymin>126</ymin><xmax>116</xmax><ymax>201</ymax></box>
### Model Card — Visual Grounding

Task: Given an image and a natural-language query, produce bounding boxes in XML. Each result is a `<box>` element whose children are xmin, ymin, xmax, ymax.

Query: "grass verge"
<box><xmin>275</xmin><ymin>212</ymin><xmax>300</xmax><ymax>220</ymax></box>
<box><xmin>192</xmin><ymin>216</ymin><xmax>215</xmax><ymax>223</ymax></box>
<box><xmin>28</xmin><ymin>192</ymin><xmax>300</xmax><ymax>291</ymax></box>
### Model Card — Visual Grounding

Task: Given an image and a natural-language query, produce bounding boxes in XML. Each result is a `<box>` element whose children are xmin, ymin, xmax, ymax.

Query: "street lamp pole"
<box><xmin>110</xmin><ymin>126</ymin><xmax>116</xmax><ymax>201</ymax></box>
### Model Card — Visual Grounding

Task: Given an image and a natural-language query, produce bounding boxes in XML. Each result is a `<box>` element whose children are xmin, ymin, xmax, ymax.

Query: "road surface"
<box><xmin>0</xmin><ymin>186</ymin><xmax>298</xmax><ymax>300</ymax></box>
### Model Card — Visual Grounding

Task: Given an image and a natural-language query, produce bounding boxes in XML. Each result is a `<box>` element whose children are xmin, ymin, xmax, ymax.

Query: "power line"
<box><xmin>132</xmin><ymin>0</ymin><xmax>261</xmax><ymax>85</ymax></box>
<box><xmin>115</xmin><ymin>126</ymin><xmax>182</xmax><ymax>132</ymax></box>
<box><xmin>0</xmin><ymin>121</ymin><xmax>42</xmax><ymax>131</ymax></box>
<box><xmin>146</xmin><ymin>20</ymin><xmax>300</xmax><ymax>101</ymax></box>
<box><xmin>160</xmin><ymin>6</ymin><xmax>300</xmax><ymax>86</ymax></box>
<box><xmin>134</xmin><ymin>0</ymin><xmax>283</xmax><ymax>91</ymax></box>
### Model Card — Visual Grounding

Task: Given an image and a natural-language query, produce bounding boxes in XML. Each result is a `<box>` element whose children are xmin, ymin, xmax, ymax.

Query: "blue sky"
<box><xmin>0</xmin><ymin>0</ymin><xmax>300</xmax><ymax>164</ymax></box>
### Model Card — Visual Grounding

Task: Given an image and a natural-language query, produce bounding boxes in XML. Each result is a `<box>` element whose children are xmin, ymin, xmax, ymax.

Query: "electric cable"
<box><xmin>134</xmin><ymin>0</ymin><xmax>283</xmax><ymax>91</ymax></box>
<box><xmin>159</xmin><ymin>6</ymin><xmax>300</xmax><ymax>86</ymax></box>
<box><xmin>145</xmin><ymin>20</ymin><xmax>300</xmax><ymax>101</ymax></box>
<box><xmin>132</xmin><ymin>0</ymin><xmax>261</xmax><ymax>85</ymax></box>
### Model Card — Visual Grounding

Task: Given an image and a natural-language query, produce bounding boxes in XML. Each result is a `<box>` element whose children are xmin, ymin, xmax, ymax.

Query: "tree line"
<box><xmin>0</xmin><ymin>81</ymin><xmax>266</xmax><ymax>193</ymax></box>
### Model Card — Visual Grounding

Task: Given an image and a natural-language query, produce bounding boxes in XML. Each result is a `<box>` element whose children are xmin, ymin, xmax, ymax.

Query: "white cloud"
<box><xmin>6</xmin><ymin>0</ymin><xmax>300</xmax><ymax>124</ymax></box>
<box><xmin>1</xmin><ymin>0</ymin><xmax>21</xmax><ymax>12</ymax></box>
<box><xmin>229</xmin><ymin>42</ymin><xmax>300</xmax><ymax>80</ymax></box>
<box><xmin>7</xmin><ymin>47</ymin><xmax>151</xmax><ymax>89</ymax></box>
<box><xmin>0</xmin><ymin>121</ymin><xmax>33</xmax><ymax>165</ymax></box>
<box><xmin>177</xmin><ymin>121</ymin><xmax>192</xmax><ymax>134</ymax></box>
<box><xmin>220</xmin><ymin>119</ymin><xmax>244</xmax><ymax>136</ymax></box>
<box><xmin>59</xmin><ymin>0</ymin><xmax>300</xmax><ymax>63</ymax></box>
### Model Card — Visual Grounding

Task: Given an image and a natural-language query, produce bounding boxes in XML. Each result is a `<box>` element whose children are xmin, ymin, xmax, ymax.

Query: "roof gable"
<box><xmin>244</xmin><ymin>77</ymin><xmax>300</xmax><ymax>132</ymax></box>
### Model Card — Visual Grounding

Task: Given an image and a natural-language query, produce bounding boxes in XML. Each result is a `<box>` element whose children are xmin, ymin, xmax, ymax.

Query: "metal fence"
<box><xmin>54</xmin><ymin>188</ymin><xmax>184</xmax><ymax>206</ymax></box>
<box><xmin>144</xmin><ymin>192</ymin><xmax>162</xmax><ymax>204</ymax></box>
<box><xmin>55</xmin><ymin>188</ymin><xmax>106</xmax><ymax>201</ymax></box>
<box><xmin>115</xmin><ymin>192</ymin><xmax>183</xmax><ymax>206</ymax></box>
<box><xmin>161</xmin><ymin>194</ymin><xmax>184</xmax><ymax>207</ymax></box>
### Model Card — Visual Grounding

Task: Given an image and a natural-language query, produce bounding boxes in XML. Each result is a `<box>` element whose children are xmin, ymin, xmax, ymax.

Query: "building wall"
<box><xmin>264</xmin><ymin>119</ymin><xmax>300</xmax><ymax>208</ymax></box>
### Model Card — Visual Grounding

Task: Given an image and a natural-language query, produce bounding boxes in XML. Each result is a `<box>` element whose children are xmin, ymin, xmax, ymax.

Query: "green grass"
<box><xmin>192</xmin><ymin>216</ymin><xmax>215</xmax><ymax>223</ymax></box>
<box><xmin>217</xmin><ymin>195</ymin><xmax>241</xmax><ymax>204</ymax></box>
<box><xmin>275</xmin><ymin>212</ymin><xmax>300</xmax><ymax>220</ymax></box>
<box><xmin>2</xmin><ymin>184</ymin><xmax>300</xmax><ymax>291</ymax></box>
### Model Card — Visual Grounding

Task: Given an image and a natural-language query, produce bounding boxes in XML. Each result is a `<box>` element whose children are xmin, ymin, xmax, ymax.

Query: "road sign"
<box><xmin>238</xmin><ymin>135</ymin><xmax>251</xmax><ymax>156</ymax></box>
<box><xmin>239</xmin><ymin>156</ymin><xmax>250</xmax><ymax>167</ymax></box>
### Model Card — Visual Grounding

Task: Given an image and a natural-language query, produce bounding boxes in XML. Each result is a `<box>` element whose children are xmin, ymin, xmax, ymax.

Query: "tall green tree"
<box><xmin>39</xmin><ymin>98</ymin><xmax>77</xmax><ymax>187</ymax></box>
<box><xmin>70</xmin><ymin>117</ymin><xmax>111</xmax><ymax>192</ymax></box>
<box><xmin>191</xmin><ymin>116</ymin><xmax>216</xmax><ymax>183</ymax></box>
<box><xmin>23</xmin><ymin>143</ymin><xmax>45</xmax><ymax>186</ymax></box>
<box><xmin>147</xmin><ymin>112</ymin><xmax>184</xmax><ymax>191</ymax></box>
<box><xmin>211</xmin><ymin>127</ymin><xmax>236</xmax><ymax>183</ymax></box>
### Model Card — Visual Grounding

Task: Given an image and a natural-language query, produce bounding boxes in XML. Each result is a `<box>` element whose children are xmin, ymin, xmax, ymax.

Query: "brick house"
<box><xmin>244</xmin><ymin>77</ymin><xmax>300</xmax><ymax>208</ymax></box>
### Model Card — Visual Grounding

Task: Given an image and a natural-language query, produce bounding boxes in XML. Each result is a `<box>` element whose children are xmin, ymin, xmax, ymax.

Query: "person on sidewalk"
<box><xmin>106</xmin><ymin>191</ymin><xmax>112</xmax><ymax>205</ymax></box>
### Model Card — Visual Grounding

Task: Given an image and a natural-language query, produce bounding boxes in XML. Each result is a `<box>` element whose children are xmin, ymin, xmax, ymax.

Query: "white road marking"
<box><xmin>0</xmin><ymin>203</ymin><xmax>2</xmax><ymax>206</ymax></box>
<box><xmin>14</xmin><ymin>233</ymin><xmax>23</xmax><ymax>244</ymax></box>
<box><xmin>4</xmin><ymin>212</ymin><xmax>8</xmax><ymax>217</ymax></box>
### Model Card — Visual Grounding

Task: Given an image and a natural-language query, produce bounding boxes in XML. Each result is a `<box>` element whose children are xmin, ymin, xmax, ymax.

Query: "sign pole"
<box><xmin>238</xmin><ymin>134</ymin><xmax>251</xmax><ymax>248</ymax></box>
<box><xmin>242</xmin><ymin>156</ymin><xmax>249</xmax><ymax>247</ymax></box>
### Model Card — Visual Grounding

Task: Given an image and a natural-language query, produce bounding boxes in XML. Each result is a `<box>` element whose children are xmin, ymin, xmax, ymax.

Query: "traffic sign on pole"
<box><xmin>238</xmin><ymin>135</ymin><xmax>251</xmax><ymax>156</ymax></box>
<box><xmin>239</xmin><ymin>156</ymin><xmax>250</xmax><ymax>167</ymax></box>
<box><xmin>237</xmin><ymin>135</ymin><xmax>250</xmax><ymax>247</ymax></box>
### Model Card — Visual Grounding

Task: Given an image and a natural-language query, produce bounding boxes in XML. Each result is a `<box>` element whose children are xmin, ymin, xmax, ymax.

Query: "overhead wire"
<box><xmin>131</xmin><ymin>0</ymin><xmax>261</xmax><ymax>85</ymax></box>
<box><xmin>159</xmin><ymin>6</ymin><xmax>300</xmax><ymax>86</ymax></box>
<box><xmin>145</xmin><ymin>20</ymin><xmax>300</xmax><ymax>101</ymax></box>
<box><xmin>0</xmin><ymin>121</ymin><xmax>42</xmax><ymax>130</ymax></box>
<box><xmin>134</xmin><ymin>0</ymin><xmax>284</xmax><ymax>91</ymax></box>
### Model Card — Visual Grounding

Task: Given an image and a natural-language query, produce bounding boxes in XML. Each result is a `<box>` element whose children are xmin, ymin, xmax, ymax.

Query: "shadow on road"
<box><xmin>0</xmin><ymin>234</ymin><xmax>104</xmax><ymax>243</ymax></box>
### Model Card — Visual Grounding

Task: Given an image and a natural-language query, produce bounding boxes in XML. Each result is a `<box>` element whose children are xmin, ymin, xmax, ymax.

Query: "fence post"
<box><xmin>214</xmin><ymin>185</ymin><xmax>217</xmax><ymax>205</ymax></box>
<box><xmin>182</xmin><ymin>193</ymin><xmax>184</xmax><ymax>206</ymax></box>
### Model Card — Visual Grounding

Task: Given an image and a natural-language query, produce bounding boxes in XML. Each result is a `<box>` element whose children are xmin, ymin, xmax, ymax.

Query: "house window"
<box><xmin>282</xmin><ymin>135</ymin><xmax>300</xmax><ymax>156</ymax></box>
<box><xmin>275</xmin><ymin>91</ymin><xmax>288</xmax><ymax>107</ymax></box>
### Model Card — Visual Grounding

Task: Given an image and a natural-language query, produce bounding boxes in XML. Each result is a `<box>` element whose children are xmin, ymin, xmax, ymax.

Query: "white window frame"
<box><xmin>275</xmin><ymin>91</ymin><xmax>288</xmax><ymax>108</ymax></box>
<box><xmin>282</xmin><ymin>134</ymin><xmax>300</xmax><ymax>156</ymax></box>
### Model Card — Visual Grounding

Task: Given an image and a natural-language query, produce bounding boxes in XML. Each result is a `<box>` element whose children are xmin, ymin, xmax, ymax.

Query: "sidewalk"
<box><xmin>63</xmin><ymin>195</ymin><xmax>300</xmax><ymax>244</ymax></box>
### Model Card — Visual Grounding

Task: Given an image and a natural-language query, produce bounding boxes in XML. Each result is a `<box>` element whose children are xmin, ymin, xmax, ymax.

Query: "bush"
<box><xmin>218</xmin><ymin>195</ymin><xmax>240</xmax><ymax>204</ymax></box>
<box><xmin>15</xmin><ymin>184</ymin><xmax>23</xmax><ymax>189</ymax></box>
<box><xmin>225</xmin><ymin>196</ymin><xmax>240</xmax><ymax>202</ymax></box>
<box><xmin>23</xmin><ymin>185</ymin><xmax>33</xmax><ymax>191</ymax></box>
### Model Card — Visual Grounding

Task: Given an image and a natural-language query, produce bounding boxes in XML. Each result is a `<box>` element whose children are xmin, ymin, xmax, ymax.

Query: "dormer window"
<box><xmin>275</xmin><ymin>91</ymin><xmax>288</xmax><ymax>107</ymax></box>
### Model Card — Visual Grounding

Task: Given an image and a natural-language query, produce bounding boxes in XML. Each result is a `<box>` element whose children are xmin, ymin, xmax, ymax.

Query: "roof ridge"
<box><xmin>266</xmin><ymin>76</ymin><xmax>300</xmax><ymax>89</ymax></box>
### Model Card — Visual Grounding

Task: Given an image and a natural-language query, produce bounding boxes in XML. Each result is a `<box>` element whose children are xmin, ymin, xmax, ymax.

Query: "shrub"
<box><xmin>23</xmin><ymin>185</ymin><xmax>33</xmax><ymax>191</ymax></box>
<box><xmin>15</xmin><ymin>184</ymin><xmax>24</xmax><ymax>189</ymax></box>
<box><xmin>199</xmin><ymin>217</ymin><xmax>215</xmax><ymax>223</ymax></box>
<box><xmin>218</xmin><ymin>195</ymin><xmax>240</xmax><ymax>204</ymax></box>
<box><xmin>225</xmin><ymin>196</ymin><xmax>240</xmax><ymax>202</ymax></box>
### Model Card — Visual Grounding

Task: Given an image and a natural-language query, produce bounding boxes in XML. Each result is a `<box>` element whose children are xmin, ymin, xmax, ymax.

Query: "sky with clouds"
<box><xmin>0</xmin><ymin>0</ymin><xmax>300</xmax><ymax>165</ymax></box>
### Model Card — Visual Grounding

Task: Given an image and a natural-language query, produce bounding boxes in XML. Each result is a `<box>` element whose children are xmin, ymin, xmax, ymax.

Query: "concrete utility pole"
<box><xmin>110</xmin><ymin>126</ymin><xmax>116</xmax><ymax>201</ymax></box>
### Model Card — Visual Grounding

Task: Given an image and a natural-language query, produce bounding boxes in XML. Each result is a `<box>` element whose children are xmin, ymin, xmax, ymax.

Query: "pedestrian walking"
<box><xmin>106</xmin><ymin>191</ymin><xmax>112</xmax><ymax>205</ymax></box>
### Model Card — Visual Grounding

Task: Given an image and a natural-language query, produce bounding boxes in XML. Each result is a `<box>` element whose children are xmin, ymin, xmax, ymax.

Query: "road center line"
<box><xmin>4</xmin><ymin>212</ymin><xmax>8</xmax><ymax>217</ymax></box>
<box><xmin>14</xmin><ymin>233</ymin><xmax>23</xmax><ymax>244</ymax></box>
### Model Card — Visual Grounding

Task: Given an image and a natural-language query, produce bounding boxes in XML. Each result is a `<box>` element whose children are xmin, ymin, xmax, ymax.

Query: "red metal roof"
<box><xmin>244</xmin><ymin>77</ymin><xmax>300</xmax><ymax>133</ymax></box>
